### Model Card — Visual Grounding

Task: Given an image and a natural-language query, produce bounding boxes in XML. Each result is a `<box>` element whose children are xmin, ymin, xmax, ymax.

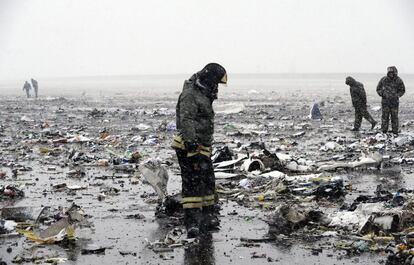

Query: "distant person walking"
<box><xmin>23</xmin><ymin>81</ymin><xmax>32</xmax><ymax>98</ymax></box>
<box><xmin>31</xmin><ymin>78</ymin><xmax>39</xmax><ymax>98</ymax></box>
<box><xmin>345</xmin><ymin>76</ymin><xmax>377</xmax><ymax>131</ymax></box>
<box><xmin>376</xmin><ymin>66</ymin><xmax>405</xmax><ymax>134</ymax></box>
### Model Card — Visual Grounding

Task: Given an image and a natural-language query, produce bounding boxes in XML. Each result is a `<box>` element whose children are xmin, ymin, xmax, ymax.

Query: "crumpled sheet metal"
<box><xmin>329</xmin><ymin>202</ymin><xmax>414</xmax><ymax>235</ymax></box>
<box><xmin>17</xmin><ymin>204</ymin><xmax>85</xmax><ymax>244</ymax></box>
<box><xmin>317</xmin><ymin>152</ymin><xmax>383</xmax><ymax>172</ymax></box>
<box><xmin>18</xmin><ymin>225</ymin><xmax>75</xmax><ymax>244</ymax></box>
<box><xmin>139</xmin><ymin>159</ymin><xmax>169</xmax><ymax>202</ymax></box>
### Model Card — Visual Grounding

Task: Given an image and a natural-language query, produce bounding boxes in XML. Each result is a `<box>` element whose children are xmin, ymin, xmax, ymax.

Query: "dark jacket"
<box><xmin>376</xmin><ymin>76</ymin><xmax>405</xmax><ymax>107</ymax></box>
<box><xmin>23</xmin><ymin>82</ymin><xmax>31</xmax><ymax>91</ymax></box>
<box><xmin>347</xmin><ymin>77</ymin><xmax>367</xmax><ymax>108</ymax></box>
<box><xmin>31</xmin><ymin>79</ymin><xmax>38</xmax><ymax>89</ymax></box>
<box><xmin>176</xmin><ymin>75</ymin><xmax>215</xmax><ymax>146</ymax></box>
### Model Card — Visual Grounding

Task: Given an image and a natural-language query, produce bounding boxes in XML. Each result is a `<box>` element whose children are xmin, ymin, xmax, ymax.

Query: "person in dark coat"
<box><xmin>22</xmin><ymin>81</ymin><xmax>32</xmax><ymax>98</ymax></box>
<box><xmin>376</xmin><ymin>66</ymin><xmax>405</xmax><ymax>134</ymax></box>
<box><xmin>172</xmin><ymin>63</ymin><xmax>227</xmax><ymax>238</ymax></box>
<box><xmin>346</xmin><ymin>76</ymin><xmax>377</xmax><ymax>131</ymax></box>
<box><xmin>31</xmin><ymin>78</ymin><xmax>39</xmax><ymax>98</ymax></box>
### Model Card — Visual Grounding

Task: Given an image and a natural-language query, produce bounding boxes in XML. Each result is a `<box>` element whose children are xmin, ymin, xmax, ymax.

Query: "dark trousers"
<box><xmin>381</xmin><ymin>103</ymin><xmax>399</xmax><ymax>133</ymax></box>
<box><xmin>184</xmin><ymin>234</ymin><xmax>214</xmax><ymax>264</ymax></box>
<box><xmin>176</xmin><ymin>150</ymin><xmax>215</xmax><ymax>227</ymax></box>
<box><xmin>354</xmin><ymin>106</ymin><xmax>375</xmax><ymax>129</ymax></box>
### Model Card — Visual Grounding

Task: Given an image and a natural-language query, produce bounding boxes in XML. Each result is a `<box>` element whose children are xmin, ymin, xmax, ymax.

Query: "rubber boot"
<box><xmin>201</xmin><ymin>205</ymin><xmax>220</xmax><ymax>232</ymax></box>
<box><xmin>184</xmin><ymin>208</ymin><xmax>202</xmax><ymax>238</ymax></box>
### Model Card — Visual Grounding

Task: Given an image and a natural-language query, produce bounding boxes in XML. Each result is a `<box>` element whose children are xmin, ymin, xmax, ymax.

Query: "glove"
<box><xmin>184</xmin><ymin>141</ymin><xmax>198</xmax><ymax>152</ymax></box>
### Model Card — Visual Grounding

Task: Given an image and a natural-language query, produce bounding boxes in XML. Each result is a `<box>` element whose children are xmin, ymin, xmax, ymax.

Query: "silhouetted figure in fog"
<box><xmin>346</xmin><ymin>76</ymin><xmax>377</xmax><ymax>131</ymax></box>
<box><xmin>31</xmin><ymin>78</ymin><xmax>38</xmax><ymax>98</ymax></box>
<box><xmin>23</xmin><ymin>81</ymin><xmax>32</xmax><ymax>98</ymax></box>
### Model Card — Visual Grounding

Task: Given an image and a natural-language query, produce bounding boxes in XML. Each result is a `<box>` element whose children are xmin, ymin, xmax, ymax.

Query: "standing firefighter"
<box><xmin>22</xmin><ymin>81</ymin><xmax>32</xmax><ymax>98</ymax></box>
<box><xmin>346</xmin><ymin>76</ymin><xmax>377</xmax><ymax>131</ymax></box>
<box><xmin>376</xmin><ymin>66</ymin><xmax>405</xmax><ymax>134</ymax></box>
<box><xmin>172</xmin><ymin>63</ymin><xmax>227</xmax><ymax>238</ymax></box>
<box><xmin>31</xmin><ymin>78</ymin><xmax>39</xmax><ymax>98</ymax></box>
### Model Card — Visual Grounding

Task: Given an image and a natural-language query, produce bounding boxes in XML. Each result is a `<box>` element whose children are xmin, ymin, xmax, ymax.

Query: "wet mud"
<box><xmin>1</xmin><ymin>74</ymin><xmax>414</xmax><ymax>264</ymax></box>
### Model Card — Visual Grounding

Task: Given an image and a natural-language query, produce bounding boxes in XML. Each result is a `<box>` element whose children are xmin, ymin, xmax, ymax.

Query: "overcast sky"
<box><xmin>0</xmin><ymin>0</ymin><xmax>413</xmax><ymax>80</ymax></box>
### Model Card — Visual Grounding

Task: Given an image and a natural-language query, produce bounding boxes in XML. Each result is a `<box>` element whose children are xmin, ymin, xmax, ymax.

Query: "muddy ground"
<box><xmin>1</xmin><ymin>74</ymin><xmax>414</xmax><ymax>264</ymax></box>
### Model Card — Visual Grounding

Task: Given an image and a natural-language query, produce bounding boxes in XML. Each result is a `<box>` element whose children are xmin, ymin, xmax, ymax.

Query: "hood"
<box><xmin>197</xmin><ymin>63</ymin><xmax>227</xmax><ymax>87</ymax></box>
<box><xmin>387</xmin><ymin>66</ymin><xmax>398</xmax><ymax>77</ymax></box>
<box><xmin>186</xmin><ymin>73</ymin><xmax>217</xmax><ymax>103</ymax></box>
<box><xmin>345</xmin><ymin>76</ymin><xmax>356</xmax><ymax>86</ymax></box>
<box><xmin>188</xmin><ymin>63</ymin><xmax>227</xmax><ymax>102</ymax></box>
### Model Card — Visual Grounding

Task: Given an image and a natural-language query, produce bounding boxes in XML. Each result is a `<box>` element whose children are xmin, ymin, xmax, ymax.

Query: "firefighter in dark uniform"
<box><xmin>172</xmin><ymin>63</ymin><xmax>227</xmax><ymax>238</ymax></box>
<box><xmin>345</xmin><ymin>76</ymin><xmax>377</xmax><ymax>131</ymax></box>
<box><xmin>376</xmin><ymin>66</ymin><xmax>405</xmax><ymax>134</ymax></box>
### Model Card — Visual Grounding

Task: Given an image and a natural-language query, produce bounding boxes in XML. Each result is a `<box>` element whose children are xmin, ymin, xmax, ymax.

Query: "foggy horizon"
<box><xmin>1</xmin><ymin>0</ymin><xmax>413</xmax><ymax>81</ymax></box>
<box><xmin>3</xmin><ymin>72</ymin><xmax>414</xmax><ymax>83</ymax></box>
